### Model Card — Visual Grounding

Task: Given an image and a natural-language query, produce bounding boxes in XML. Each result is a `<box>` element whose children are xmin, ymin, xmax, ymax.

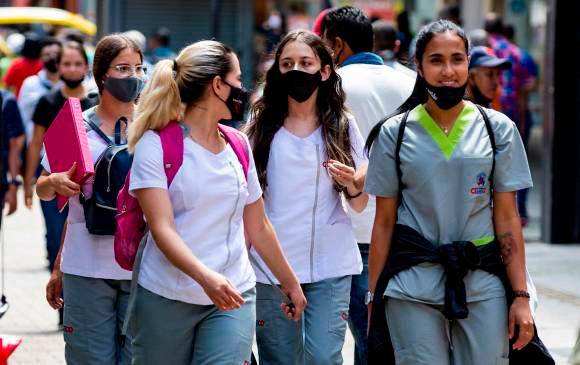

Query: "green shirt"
<box><xmin>365</xmin><ymin>101</ymin><xmax>532</xmax><ymax>304</ymax></box>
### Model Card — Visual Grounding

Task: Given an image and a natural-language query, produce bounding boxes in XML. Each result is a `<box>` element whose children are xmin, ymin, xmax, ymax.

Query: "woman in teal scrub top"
<box><xmin>364</xmin><ymin>20</ymin><xmax>535</xmax><ymax>365</ymax></box>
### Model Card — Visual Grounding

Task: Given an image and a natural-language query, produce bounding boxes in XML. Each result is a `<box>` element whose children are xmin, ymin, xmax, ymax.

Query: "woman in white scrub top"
<box><xmin>38</xmin><ymin>34</ymin><xmax>145</xmax><ymax>365</ymax></box>
<box><xmin>127</xmin><ymin>40</ymin><xmax>306</xmax><ymax>365</ymax></box>
<box><xmin>246</xmin><ymin>30</ymin><xmax>368</xmax><ymax>365</ymax></box>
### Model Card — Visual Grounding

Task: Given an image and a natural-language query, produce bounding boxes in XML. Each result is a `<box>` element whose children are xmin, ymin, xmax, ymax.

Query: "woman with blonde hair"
<box><xmin>128</xmin><ymin>40</ymin><xmax>306</xmax><ymax>365</ymax></box>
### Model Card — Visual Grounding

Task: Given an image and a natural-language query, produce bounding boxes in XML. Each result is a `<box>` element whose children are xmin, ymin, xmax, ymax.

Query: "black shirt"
<box><xmin>32</xmin><ymin>88</ymin><xmax>99</xmax><ymax>129</ymax></box>
<box><xmin>1</xmin><ymin>91</ymin><xmax>25</xmax><ymax>186</ymax></box>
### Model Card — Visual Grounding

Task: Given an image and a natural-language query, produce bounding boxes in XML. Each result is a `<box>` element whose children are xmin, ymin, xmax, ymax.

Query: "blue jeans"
<box><xmin>39</xmin><ymin>198</ymin><xmax>68</xmax><ymax>272</ymax></box>
<box><xmin>0</xmin><ymin>185</ymin><xmax>6</xmax><ymax>230</ymax></box>
<box><xmin>256</xmin><ymin>276</ymin><xmax>352</xmax><ymax>365</ymax></box>
<box><xmin>348</xmin><ymin>243</ymin><xmax>369</xmax><ymax>365</ymax></box>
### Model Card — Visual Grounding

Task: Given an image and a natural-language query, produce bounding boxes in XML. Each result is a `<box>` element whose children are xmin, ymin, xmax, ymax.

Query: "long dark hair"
<box><xmin>246</xmin><ymin>30</ymin><xmax>353</xmax><ymax>191</ymax></box>
<box><xmin>365</xmin><ymin>20</ymin><xmax>469</xmax><ymax>153</ymax></box>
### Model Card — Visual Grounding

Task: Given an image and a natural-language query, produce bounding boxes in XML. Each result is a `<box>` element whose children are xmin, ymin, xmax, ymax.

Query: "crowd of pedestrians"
<box><xmin>0</xmin><ymin>4</ymin><xmax>553</xmax><ymax>365</ymax></box>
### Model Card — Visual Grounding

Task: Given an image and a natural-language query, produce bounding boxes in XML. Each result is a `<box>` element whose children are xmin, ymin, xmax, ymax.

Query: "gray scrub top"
<box><xmin>365</xmin><ymin>101</ymin><xmax>533</xmax><ymax>304</ymax></box>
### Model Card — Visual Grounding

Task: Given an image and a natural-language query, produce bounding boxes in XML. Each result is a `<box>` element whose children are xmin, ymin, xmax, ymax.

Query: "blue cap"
<box><xmin>469</xmin><ymin>46</ymin><xmax>511</xmax><ymax>70</ymax></box>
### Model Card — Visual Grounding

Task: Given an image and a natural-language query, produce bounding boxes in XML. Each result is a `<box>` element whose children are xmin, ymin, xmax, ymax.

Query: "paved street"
<box><xmin>0</xmin><ymin>127</ymin><xmax>578</xmax><ymax>364</ymax></box>
<box><xmin>0</xmin><ymin>199</ymin><xmax>578</xmax><ymax>364</ymax></box>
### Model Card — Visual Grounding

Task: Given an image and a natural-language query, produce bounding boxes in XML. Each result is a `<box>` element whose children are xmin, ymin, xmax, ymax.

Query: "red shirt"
<box><xmin>2</xmin><ymin>57</ymin><xmax>43</xmax><ymax>98</ymax></box>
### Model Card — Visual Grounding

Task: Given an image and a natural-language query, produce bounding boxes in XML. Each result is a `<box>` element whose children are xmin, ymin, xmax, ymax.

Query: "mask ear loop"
<box><xmin>212</xmin><ymin>76</ymin><xmax>231</xmax><ymax>105</ymax></box>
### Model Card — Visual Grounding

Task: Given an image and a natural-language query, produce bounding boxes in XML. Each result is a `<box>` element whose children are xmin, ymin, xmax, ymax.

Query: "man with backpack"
<box><xmin>320</xmin><ymin>7</ymin><xmax>414</xmax><ymax>364</ymax></box>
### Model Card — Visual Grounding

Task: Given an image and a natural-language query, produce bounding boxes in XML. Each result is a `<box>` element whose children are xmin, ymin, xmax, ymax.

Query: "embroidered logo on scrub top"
<box><xmin>470</xmin><ymin>172</ymin><xmax>488</xmax><ymax>195</ymax></box>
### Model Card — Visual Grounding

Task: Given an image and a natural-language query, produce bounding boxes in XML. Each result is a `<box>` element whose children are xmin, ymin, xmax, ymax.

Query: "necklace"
<box><xmin>437</xmin><ymin>123</ymin><xmax>452</xmax><ymax>136</ymax></box>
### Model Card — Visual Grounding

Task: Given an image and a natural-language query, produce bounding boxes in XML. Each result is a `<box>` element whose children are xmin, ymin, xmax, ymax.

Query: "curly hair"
<box><xmin>245</xmin><ymin>30</ymin><xmax>354</xmax><ymax>192</ymax></box>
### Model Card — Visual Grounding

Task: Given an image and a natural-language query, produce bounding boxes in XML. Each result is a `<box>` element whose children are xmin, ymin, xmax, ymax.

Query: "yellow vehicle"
<box><xmin>0</xmin><ymin>7</ymin><xmax>96</xmax><ymax>36</ymax></box>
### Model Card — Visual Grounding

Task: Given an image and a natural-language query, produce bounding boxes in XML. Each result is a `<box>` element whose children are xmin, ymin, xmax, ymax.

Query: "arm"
<box><xmin>493</xmin><ymin>191</ymin><xmax>534</xmax><ymax>350</ymax></box>
<box><xmin>46</xmin><ymin>222</ymin><xmax>67</xmax><ymax>309</ymax></box>
<box><xmin>134</xmin><ymin>187</ymin><xmax>244</xmax><ymax>310</ymax></box>
<box><xmin>36</xmin><ymin>163</ymin><xmax>80</xmax><ymax>201</ymax></box>
<box><xmin>368</xmin><ymin>196</ymin><xmax>398</xmax><ymax>295</ymax></box>
<box><xmin>24</xmin><ymin>124</ymin><xmax>46</xmax><ymax>207</ymax></box>
<box><xmin>4</xmin><ymin>134</ymin><xmax>24</xmax><ymax>215</ymax></box>
<box><xmin>244</xmin><ymin>197</ymin><xmax>307</xmax><ymax>320</ymax></box>
<box><xmin>328</xmin><ymin>160</ymin><xmax>369</xmax><ymax>212</ymax></box>
<box><xmin>353</xmin><ymin>164</ymin><xmax>367</xmax><ymax>192</ymax></box>
<box><xmin>367</xmin><ymin>196</ymin><xmax>398</xmax><ymax>328</ymax></box>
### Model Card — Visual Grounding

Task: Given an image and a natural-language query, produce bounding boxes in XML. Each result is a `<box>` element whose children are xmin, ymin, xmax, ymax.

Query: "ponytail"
<box><xmin>128</xmin><ymin>59</ymin><xmax>182</xmax><ymax>152</ymax></box>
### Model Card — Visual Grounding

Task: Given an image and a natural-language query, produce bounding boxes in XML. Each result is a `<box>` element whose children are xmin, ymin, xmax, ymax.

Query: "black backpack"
<box><xmin>81</xmin><ymin>118</ymin><xmax>133</xmax><ymax>235</ymax></box>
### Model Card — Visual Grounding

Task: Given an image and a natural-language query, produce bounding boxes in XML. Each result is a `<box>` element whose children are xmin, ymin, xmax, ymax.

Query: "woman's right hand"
<box><xmin>281</xmin><ymin>283</ymin><xmax>307</xmax><ymax>321</ymax></box>
<box><xmin>200</xmin><ymin>269</ymin><xmax>245</xmax><ymax>311</ymax></box>
<box><xmin>49</xmin><ymin>163</ymin><xmax>80</xmax><ymax>197</ymax></box>
<box><xmin>46</xmin><ymin>268</ymin><xmax>64</xmax><ymax>310</ymax></box>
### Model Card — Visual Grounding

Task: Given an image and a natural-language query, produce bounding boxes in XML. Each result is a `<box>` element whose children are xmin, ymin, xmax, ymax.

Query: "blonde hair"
<box><xmin>128</xmin><ymin>40</ymin><xmax>234</xmax><ymax>152</ymax></box>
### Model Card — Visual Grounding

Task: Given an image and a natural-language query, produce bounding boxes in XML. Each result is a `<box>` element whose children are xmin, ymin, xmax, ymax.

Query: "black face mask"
<box><xmin>425</xmin><ymin>81</ymin><xmax>467</xmax><ymax>110</ymax></box>
<box><xmin>60</xmin><ymin>75</ymin><xmax>84</xmax><ymax>89</ymax></box>
<box><xmin>217</xmin><ymin>81</ymin><xmax>250</xmax><ymax>121</ymax></box>
<box><xmin>43</xmin><ymin>57</ymin><xmax>58</xmax><ymax>73</ymax></box>
<box><xmin>280</xmin><ymin>69</ymin><xmax>322</xmax><ymax>103</ymax></box>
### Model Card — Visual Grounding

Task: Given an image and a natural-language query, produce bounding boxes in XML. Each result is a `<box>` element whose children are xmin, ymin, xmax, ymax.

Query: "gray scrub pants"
<box><xmin>385</xmin><ymin>296</ymin><xmax>509</xmax><ymax>365</ymax></box>
<box><xmin>131</xmin><ymin>285</ymin><xmax>256</xmax><ymax>365</ymax></box>
<box><xmin>62</xmin><ymin>274</ymin><xmax>133</xmax><ymax>365</ymax></box>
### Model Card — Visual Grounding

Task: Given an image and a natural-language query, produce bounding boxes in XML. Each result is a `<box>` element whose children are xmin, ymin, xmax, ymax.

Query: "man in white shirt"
<box><xmin>320</xmin><ymin>6</ymin><xmax>414</xmax><ymax>365</ymax></box>
<box><xmin>18</xmin><ymin>37</ymin><xmax>61</xmax><ymax>143</ymax></box>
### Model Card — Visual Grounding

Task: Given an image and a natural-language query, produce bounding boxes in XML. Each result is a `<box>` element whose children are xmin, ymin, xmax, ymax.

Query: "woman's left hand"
<box><xmin>327</xmin><ymin>160</ymin><xmax>356</xmax><ymax>189</ymax></box>
<box><xmin>509</xmin><ymin>298</ymin><xmax>535</xmax><ymax>350</ymax></box>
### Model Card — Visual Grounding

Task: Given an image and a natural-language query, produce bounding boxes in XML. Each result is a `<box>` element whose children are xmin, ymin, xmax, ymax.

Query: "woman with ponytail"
<box><xmin>128</xmin><ymin>40</ymin><xmax>305</xmax><ymax>365</ymax></box>
<box><xmin>365</xmin><ymin>20</ymin><xmax>542</xmax><ymax>364</ymax></box>
<box><xmin>39</xmin><ymin>34</ymin><xmax>145</xmax><ymax>364</ymax></box>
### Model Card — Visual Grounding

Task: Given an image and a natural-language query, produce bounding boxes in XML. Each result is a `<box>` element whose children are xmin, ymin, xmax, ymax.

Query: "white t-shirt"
<box><xmin>129</xmin><ymin>129</ymin><xmax>262</xmax><ymax>305</ymax></box>
<box><xmin>41</xmin><ymin>107</ymin><xmax>131</xmax><ymax>280</ymax></box>
<box><xmin>338</xmin><ymin>63</ymin><xmax>414</xmax><ymax>243</ymax></box>
<box><xmin>18</xmin><ymin>70</ymin><xmax>61</xmax><ymax>143</ymax></box>
<box><xmin>250</xmin><ymin>117</ymin><xmax>366</xmax><ymax>284</ymax></box>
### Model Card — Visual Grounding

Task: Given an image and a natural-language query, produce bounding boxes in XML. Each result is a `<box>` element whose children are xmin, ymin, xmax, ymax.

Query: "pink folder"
<box><xmin>43</xmin><ymin>97</ymin><xmax>94</xmax><ymax>212</ymax></box>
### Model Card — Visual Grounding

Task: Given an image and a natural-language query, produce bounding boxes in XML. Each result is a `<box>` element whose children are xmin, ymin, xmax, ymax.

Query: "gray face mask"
<box><xmin>104</xmin><ymin>76</ymin><xmax>144</xmax><ymax>102</ymax></box>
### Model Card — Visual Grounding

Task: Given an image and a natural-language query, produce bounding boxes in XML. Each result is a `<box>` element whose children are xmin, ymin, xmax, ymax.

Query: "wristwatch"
<box><xmin>513</xmin><ymin>290</ymin><xmax>531</xmax><ymax>300</ymax></box>
<box><xmin>365</xmin><ymin>291</ymin><xmax>374</xmax><ymax>305</ymax></box>
<box><xmin>9</xmin><ymin>178</ymin><xmax>22</xmax><ymax>187</ymax></box>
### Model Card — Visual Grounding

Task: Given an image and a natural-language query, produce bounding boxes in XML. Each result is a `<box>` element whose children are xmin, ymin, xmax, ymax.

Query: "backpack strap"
<box><xmin>86</xmin><ymin>119</ymin><xmax>113</xmax><ymax>146</ymax></box>
<box><xmin>395</xmin><ymin>110</ymin><xmax>411</xmax><ymax>194</ymax></box>
<box><xmin>218</xmin><ymin>124</ymin><xmax>249</xmax><ymax>180</ymax></box>
<box><xmin>158</xmin><ymin>121</ymin><xmax>185</xmax><ymax>186</ymax></box>
<box><xmin>475</xmin><ymin>105</ymin><xmax>496</xmax><ymax>193</ymax></box>
<box><xmin>120</xmin><ymin>121</ymin><xmax>184</xmax><ymax>344</ymax></box>
<box><xmin>114</xmin><ymin>117</ymin><xmax>127</xmax><ymax>145</ymax></box>
<box><xmin>86</xmin><ymin>117</ymin><xmax>127</xmax><ymax>146</ymax></box>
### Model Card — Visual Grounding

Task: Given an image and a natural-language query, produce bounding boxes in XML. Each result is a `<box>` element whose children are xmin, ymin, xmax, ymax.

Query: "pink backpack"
<box><xmin>114</xmin><ymin>121</ymin><xmax>249</xmax><ymax>271</ymax></box>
